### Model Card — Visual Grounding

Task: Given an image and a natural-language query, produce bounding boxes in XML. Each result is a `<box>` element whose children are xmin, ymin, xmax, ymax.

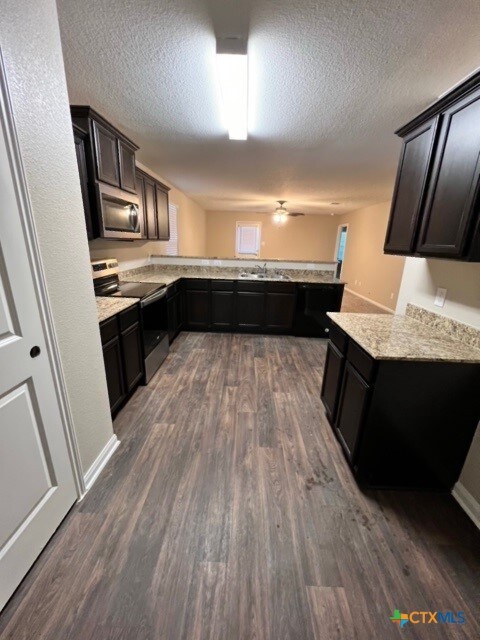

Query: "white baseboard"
<box><xmin>344</xmin><ymin>288</ymin><xmax>395</xmax><ymax>313</ymax></box>
<box><xmin>82</xmin><ymin>434</ymin><xmax>120</xmax><ymax>496</ymax></box>
<box><xmin>452</xmin><ymin>482</ymin><xmax>480</xmax><ymax>530</ymax></box>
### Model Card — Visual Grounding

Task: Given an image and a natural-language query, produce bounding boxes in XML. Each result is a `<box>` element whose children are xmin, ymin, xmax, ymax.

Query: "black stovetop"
<box><xmin>94</xmin><ymin>275</ymin><xmax>166</xmax><ymax>299</ymax></box>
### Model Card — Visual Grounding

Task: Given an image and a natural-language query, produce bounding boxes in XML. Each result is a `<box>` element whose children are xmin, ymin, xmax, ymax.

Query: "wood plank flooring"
<box><xmin>1</xmin><ymin>332</ymin><xmax>479</xmax><ymax>640</ymax></box>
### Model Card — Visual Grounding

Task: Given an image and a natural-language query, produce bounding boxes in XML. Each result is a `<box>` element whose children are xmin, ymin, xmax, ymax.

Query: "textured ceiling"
<box><xmin>57</xmin><ymin>0</ymin><xmax>480</xmax><ymax>214</ymax></box>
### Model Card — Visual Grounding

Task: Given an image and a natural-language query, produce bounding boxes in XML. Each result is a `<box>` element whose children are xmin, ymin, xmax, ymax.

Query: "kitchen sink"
<box><xmin>238</xmin><ymin>272</ymin><xmax>292</xmax><ymax>281</ymax></box>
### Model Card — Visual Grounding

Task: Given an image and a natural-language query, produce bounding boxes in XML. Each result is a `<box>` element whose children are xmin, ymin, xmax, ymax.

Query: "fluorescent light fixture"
<box><xmin>216</xmin><ymin>52</ymin><xmax>248</xmax><ymax>140</ymax></box>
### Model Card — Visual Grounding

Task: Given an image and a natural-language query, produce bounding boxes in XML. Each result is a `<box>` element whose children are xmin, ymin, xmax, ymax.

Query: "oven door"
<box><xmin>98</xmin><ymin>183</ymin><xmax>142</xmax><ymax>240</ymax></box>
<box><xmin>140</xmin><ymin>288</ymin><xmax>169</xmax><ymax>383</ymax></box>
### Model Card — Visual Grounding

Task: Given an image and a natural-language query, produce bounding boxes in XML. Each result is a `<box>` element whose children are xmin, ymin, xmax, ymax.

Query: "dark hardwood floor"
<box><xmin>1</xmin><ymin>332</ymin><xmax>479</xmax><ymax>639</ymax></box>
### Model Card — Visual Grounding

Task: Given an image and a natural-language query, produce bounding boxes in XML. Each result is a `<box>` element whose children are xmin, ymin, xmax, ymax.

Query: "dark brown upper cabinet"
<box><xmin>155</xmin><ymin>183</ymin><xmax>170</xmax><ymax>241</ymax></box>
<box><xmin>118</xmin><ymin>140</ymin><xmax>137</xmax><ymax>194</ymax></box>
<box><xmin>384</xmin><ymin>71</ymin><xmax>480</xmax><ymax>262</ymax></box>
<box><xmin>91</xmin><ymin>119</ymin><xmax>120</xmax><ymax>187</ymax></box>
<box><xmin>384</xmin><ymin>117</ymin><xmax>439</xmax><ymax>254</ymax></box>
<box><xmin>71</xmin><ymin>106</ymin><xmax>140</xmax><ymax>240</ymax></box>
<box><xmin>73</xmin><ymin>124</ymin><xmax>96</xmax><ymax>240</ymax></box>
<box><xmin>136</xmin><ymin>168</ymin><xmax>170</xmax><ymax>241</ymax></box>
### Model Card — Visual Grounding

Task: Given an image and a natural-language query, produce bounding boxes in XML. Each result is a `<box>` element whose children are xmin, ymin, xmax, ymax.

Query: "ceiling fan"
<box><xmin>272</xmin><ymin>200</ymin><xmax>305</xmax><ymax>223</ymax></box>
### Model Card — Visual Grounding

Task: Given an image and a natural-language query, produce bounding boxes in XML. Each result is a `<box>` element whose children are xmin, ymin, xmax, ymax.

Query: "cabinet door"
<box><xmin>384</xmin><ymin>117</ymin><xmax>439</xmax><ymax>253</ymax></box>
<box><xmin>144</xmin><ymin>176</ymin><xmax>158</xmax><ymax>239</ymax></box>
<box><xmin>237</xmin><ymin>291</ymin><xmax>264</xmax><ymax>330</ymax></box>
<box><xmin>211</xmin><ymin>291</ymin><xmax>235</xmax><ymax>328</ymax></box>
<box><xmin>264</xmin><ymin>292</ymin><xmax>295</xmax><ymax>331</ymax></box>
<box><xmin>121</xmin><ymin>322</ymin><xmax>143</xmax><ymax>393</ymax></box>
<box><xmin>73</xmin><ymin>128</ymin><xmax>95</xmax><ymax>240</ymax></box>
<box><xmin>417</xmin><ymin>88</ymin><xmax>480</xmax><ymax>257</ymax></box>
<box><xmin>185</xmin><ymin>290</ymin><xmax>210</xmax><ymax>328</ymax></box>
<box><xmin>118</xmin><ymin>140</ymin><xmax>136</xmax><ymax>194</ymax></box>
<box><xmin>102</xmin><ymin>336</ymin><xmax>125</xmax><ymax>413</ymax></box>
<box><xmin>92</xmin><ymin>120</ymin><xmax>120</xmax><ymax>187</ymax></box>
<box><xmin>135</xmin><ymin>171</ymin><xmax>147</xmax><ymax>238</ymax></box>
<box><xmin>155</xmin><ymin>185</ymin><xmax>170</xmax><ymax>241</ymax></box>
<box><xmin>335</xmin><ymin>363</ymin><xmax>370</xmax><ymax>461</ymax></box>
<box><xmin>320</xmin><ymin>342</ymin><xmax>345</xmax><ymax>424</ymax></box>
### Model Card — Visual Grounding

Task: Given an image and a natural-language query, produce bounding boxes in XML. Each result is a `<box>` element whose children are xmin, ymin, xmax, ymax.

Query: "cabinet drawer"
<box><xmin>100</xmin><ymin>316</ymin><xmax>119</xmax><ymax>345</ymax></box>
<box><xmin>266</xmin><ymin>281</ymin><xmax>295</xmax><ymax>293</ymax></box>
<box><xmin>330</xmin><ymin>324</ymin><xmax>348</xmax><ymax>353</ymax></box>
<box><xmin>119</xmin><ymin>305</ymin><xmax>139</xmax><ymax>331</ymax></box>
<box><xmin>347</xmin><ymin>340</ymin><xmax>376</xmax><ymax>383</ymax></box>
<box><xmin>211</xmin><ymin>279</ymin><xmax>235</xmax><ymax>291</ymax></box>
<box><xmin>237</xmin><ymin>281</ymin><xmax>266</xmax><ymax>292</ymax></box>
<box><xmin>183</xmin><ymin>278</ymin><xmax>209</xmax><ymax>290</ymax></box>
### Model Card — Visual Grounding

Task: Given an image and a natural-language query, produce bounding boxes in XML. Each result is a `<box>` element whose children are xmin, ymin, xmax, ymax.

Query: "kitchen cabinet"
<box><xmin>384</xmin><ymin>71</ymin><xmax>480</xmax><ymax>261</ymax></box>
<box><xmin>335</xmin><ymin>362</ymin><xmax>370</xmax><ymax>461</ymax></box>
<box><xmin>118</xmin><ymin>140</ymin><xmax>137</xmax><ymax>194</ymax></box>
<box><xmin>320</xmin><ymin>341</ymin><xmax>344</xmax><ymax>423</ymax></box>
<box><xmin>384</xmin><ymin>118</ymin><xmax>438</xmax><ymax>254</ymax></box>
<box><xmin>136</xmin><ymin>168</ymin><xmax>171</xmax><ymax>241</ymax></box>
<box><xmin>135</xmin><ymin>169</ymin><xmax>146</xmax><ymax>238</ymax></box>
<box><xmin>73</xmin><ymin>124</ymin><xmax>95</xmax><ymax>240</ymax></box>
<box><xmin>184</xmin><ymin>280</ymin><xmax>210</xmax><ymax>329</ymax></box>
<box><xmin>265</xmin><ymin>292</ymin><xmax>295</xmax><ymax>331</ymax></box>
<box><xmin>321</xmin><ymin>320</ymin><xmax>480</xmax><ymax>490</ymax></box>
<box><xmin>71</xmin><ymin>106</ymin><xmax>139</xmax><ymax>240</ymax></box>
<box><xmin>99</xmin><ymin>304</ymin><xmax>143</xmax><ymax>416</ymax></box>
<box><xmin>155</xmin><ymin>183</ymin><xmax>170</xmax><ymax>241</ymax></box>
<box><xmin>102</xmin><ymin>335</ymin><xmax>125</xmax><ymax>414</ymax></box>
<box><xmin>211</xmin><ymin>282</ymin><xmax>236</xmax><ymax>329</ymax></box>
<box><xmin>237</xmin><ymin>291</ymin><xmax>264</xmax><ymax>330</ymax></box>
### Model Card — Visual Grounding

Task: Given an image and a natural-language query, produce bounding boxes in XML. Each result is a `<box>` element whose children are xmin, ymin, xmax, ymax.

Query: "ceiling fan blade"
<box><xmin>288</xmin><ymin>211</ymin><xmax>305</xmax><ymax>217</ymax></box>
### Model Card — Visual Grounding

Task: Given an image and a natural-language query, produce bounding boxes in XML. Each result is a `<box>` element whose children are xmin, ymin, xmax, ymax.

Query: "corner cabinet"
<box><xmin>384</xmin><ymin>72</ymin><xmax>480</xmax><ymax>261</ymax></box>
<box><xmin>136</xmin><ymin>168</ymin><xmax>170</xmax><ymax>241</ymax></box>
<box><xmin>321</xmin><ymin>321</ymin><xmax>480</xmax><ymax>490</ymax></box>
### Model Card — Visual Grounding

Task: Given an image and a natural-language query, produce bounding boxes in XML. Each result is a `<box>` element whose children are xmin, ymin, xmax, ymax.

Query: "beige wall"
<box><xmin>339</xmin><ymin>202</ymin><xmax>406</xmax><ymax>310</ymax></box>
<box><xmin>206</xmin><ymin>211</ymin><xmax>339</xmax><ymax>261</ymax></box>
<box><xmin>89</xmin><ymin>163</ymin><xmax>207</xmax><ymax>266</ymax></box>
<box><xmin>397</xmin><ymin>258</ymin><xmax>480</xmax><ymax>506</ymax></box>
<box><xmin>1</xmin><ymin>0</ymin><xmax>114</xmax><ymax>473</ymax></box>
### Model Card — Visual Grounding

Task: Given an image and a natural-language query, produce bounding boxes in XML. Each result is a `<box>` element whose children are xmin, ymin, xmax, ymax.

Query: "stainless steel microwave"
<box><xmin>97</xmin><ymin>182</ymin><xmax>141</xmax><ymax>240</ymax></box>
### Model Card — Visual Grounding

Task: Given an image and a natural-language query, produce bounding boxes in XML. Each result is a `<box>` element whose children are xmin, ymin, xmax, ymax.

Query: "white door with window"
<box><xmin>0</xmin><ymin>59</ymin><xmax>77</xmax><ymax>610</ymax></box>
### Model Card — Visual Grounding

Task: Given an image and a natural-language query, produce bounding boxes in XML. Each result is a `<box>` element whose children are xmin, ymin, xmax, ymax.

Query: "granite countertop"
<box><xmin>119</xmin><ymin>265</ymin><xmax>345</xmax><ymax>286</ymax></box>
<box><xmin>96</xmin><ymin>296</ymin><xmax>138</xmax><ymax>323</ymax></box>
<box><xmin>151</xmin><ymin>254</ymin><xmax>338</xmax><ymax>265</ymax></box>
<box><xmin>327</xmin><ymin>312</ymin><xmax>480</xmax><ymax>363</ymax></box>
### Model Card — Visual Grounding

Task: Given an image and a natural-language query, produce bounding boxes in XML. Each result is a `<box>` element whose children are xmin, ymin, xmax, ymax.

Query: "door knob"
<box><xmin>30</xmin><ymin>346</ymin><xmax>41</xmax><ymax>358</ymax></box>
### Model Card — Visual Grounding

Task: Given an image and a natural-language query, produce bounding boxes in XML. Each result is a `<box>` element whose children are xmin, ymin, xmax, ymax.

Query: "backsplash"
<box><xmin>406</xmin><ymin>303</ymin><xmax>480</xmax><ymax>350</ymax></box>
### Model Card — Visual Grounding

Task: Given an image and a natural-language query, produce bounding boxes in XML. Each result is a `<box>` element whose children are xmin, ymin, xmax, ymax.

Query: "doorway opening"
<box><xmin>335</xmin><ymin>224</ymin><xmax>348</xmax><ymax>278</ymax></box>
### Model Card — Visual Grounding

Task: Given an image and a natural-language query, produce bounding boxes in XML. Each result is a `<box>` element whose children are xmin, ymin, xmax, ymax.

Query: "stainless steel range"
<box><xmin>92</xmin><ymin>259</ymin><xmax>169</xmax><ymax>383</ymax></box>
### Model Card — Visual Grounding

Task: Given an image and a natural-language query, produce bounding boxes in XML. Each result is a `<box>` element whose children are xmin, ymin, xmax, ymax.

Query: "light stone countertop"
<box><xmin>96</xmin><ymin>296</ymin><xmax>138</xmax><ymax>323</ymax></box>
<box><xmin>327</xmin><ymin>312</ymin><xmax>480</xmax><ymax>363</ymax></box>
<box><xmin>119</xmin><ymin>265</ymin><xmax>345</xmax><ymax>286</ymax></box>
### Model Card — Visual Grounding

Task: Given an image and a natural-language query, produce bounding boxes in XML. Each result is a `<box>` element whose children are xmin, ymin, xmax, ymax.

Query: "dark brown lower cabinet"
<box><xmin>185</xmin><ymin>288</ymin><xmax>210</xmax><ymax>328</ymax></box>
<box><xmin>322</xmin><ymin>321</ymin><xmax>480</xmax><ymax>490</ymax></box>
<box><xmin>120</xmin><ymin>322</ymin><xmax>143</xmax><ymax>393</ymax></box>
<box><xmin>237</xmin><ymin>291</ymin><xmax>264</xmax><ymax>330</ymax></box>
<box><xmin>99</xmin><ymin>304</ymin><xmax>144</xmax><ymax>416</ymax></box>
<box><xmin>265</xmin><ymin>292</ymin><xmax>295</xmax><ymax>331</ymax></box>
<box><xmin>334</xmin><ymin>362</ymin><xmax>370</xmax><ymax>460</ymax></box>
<box><xmin>211</xmin><ymin>290</ymin><xmax>235</xmax><ymax>329</ymax></box>
<box><xmin>102</xmin><ymin>336</ymin><xmax>125</xmax><ymax>414</ymax></box>
<box><xmin>320</xmin><ymin>341</ymin><xmax>345</xmax><ymax>423</ymax></box>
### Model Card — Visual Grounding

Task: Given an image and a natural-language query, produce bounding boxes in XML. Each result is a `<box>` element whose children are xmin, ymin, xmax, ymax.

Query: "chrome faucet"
<box><xmin>254</xmin><ymin>262</ymin><xmax>268</xmax><ymax>276</ymax></box>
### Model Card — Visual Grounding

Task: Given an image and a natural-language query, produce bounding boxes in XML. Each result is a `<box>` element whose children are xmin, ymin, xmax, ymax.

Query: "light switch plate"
<box><xmin>434</xmin><ymin>287</ymin><xmax>447</xmax><ymax>307</ymax></box>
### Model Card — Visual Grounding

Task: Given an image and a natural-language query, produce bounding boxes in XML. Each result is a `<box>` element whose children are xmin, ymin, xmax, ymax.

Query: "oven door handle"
<box><xmin>140</xmin><ymin>288</ymin><xmax>167</xmax><ymax>307</ymax></box>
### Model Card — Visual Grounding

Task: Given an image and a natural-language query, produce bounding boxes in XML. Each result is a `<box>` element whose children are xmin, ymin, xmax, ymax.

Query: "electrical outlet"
<box><xmin>434</xmin><ymin>287</ymin><xmax>447</xmax><ymax>307</ymax></box>
<box><xmin>390</xmin><ymin>292</ymin><xmax>394</xmax><ymax>300</ymax></box>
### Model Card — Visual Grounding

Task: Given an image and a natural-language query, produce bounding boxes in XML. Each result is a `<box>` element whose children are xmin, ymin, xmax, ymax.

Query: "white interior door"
<box><xmin>0</xmin><ymin>58</ymin><xmax>77</xmax><ymax>611</ymax></box>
